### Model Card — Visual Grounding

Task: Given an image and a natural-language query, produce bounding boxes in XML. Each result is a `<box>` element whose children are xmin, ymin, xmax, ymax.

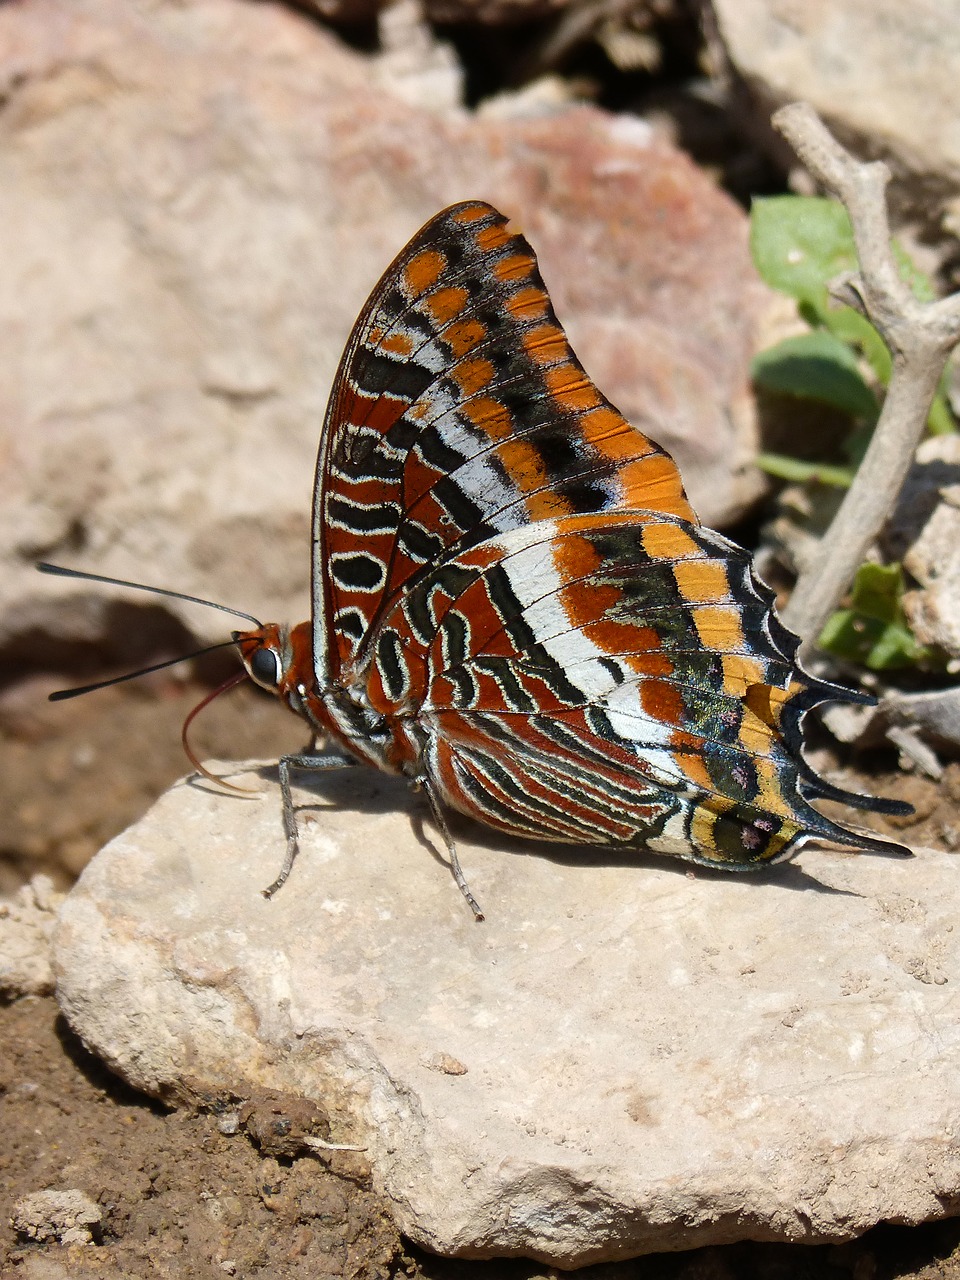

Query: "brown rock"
<box><xmin>3</xmin><ymin>0</ymin><xmax>767</xmax><ymax>659</ymax></box>
<box><xmin>300</xmin><ymin>0</ymin><xmax>571</xmax><ymax>26</ymax></box>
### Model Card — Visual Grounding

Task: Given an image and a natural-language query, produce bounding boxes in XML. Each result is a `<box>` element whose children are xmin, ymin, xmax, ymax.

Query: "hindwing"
<box><xmin>371</xmin><ymin>514</ymin><xmax>907</xmax><ymax>865</ymax></box>
<box><xmin>313</xmin><ymin>199</ymin><xmax>911</xmax><ymax>869</ymax></box>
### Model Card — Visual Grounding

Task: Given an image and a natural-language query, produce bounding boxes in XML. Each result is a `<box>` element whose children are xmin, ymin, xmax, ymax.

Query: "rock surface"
<box><xmin>897</xmin><ymin>436</ymin><xmax>960</xmax><ymax>663</ymax></box>
<box><xmin>709</xmin><ymin>0</ymin><xmax>960</xmax><ymax>207</ymax></box>
<box><xmin>2</xmin><ymin>0</ymin><xmax>768</xmax><ymax>659</ymax></box>
<box><xmin>11</xmin><ymin>1188</ymin><xmax>103</xmax><ymax>1246</ymax></box>
<box><xmin>54</xmin><ymin>760</ymin><xmax>960</xmax><ymax>1265</ymax></box>
<box><xmin>0</xmin><ymin>875</ymin><xmax>63</xmax><ymax>998</ymax></box>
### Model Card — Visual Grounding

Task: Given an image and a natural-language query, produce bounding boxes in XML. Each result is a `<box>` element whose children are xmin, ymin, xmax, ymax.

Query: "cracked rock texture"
<box><xmin>54</xmin><ymin>761</ymin><xmax>960</xmax><ymax>1265</ymax></box>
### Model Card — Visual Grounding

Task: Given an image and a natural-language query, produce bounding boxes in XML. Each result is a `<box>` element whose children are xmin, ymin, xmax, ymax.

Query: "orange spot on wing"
<box><xmin>496</xmin><ymin>254</ymin><xmax>537</xmax><ymax>285</ymax></box>
<box><xmin>623</xmin><ymin>647</ymin><xmax>674</xmax><ymax>677</ymax></box>
<box><xmin>452</xmin><ymin>202</ymin><xmax>491</xmax><ymax>225</ymax></box>
<box><xmin>641</xmin><ymin>522</ymin><xmax>699</xmax><ymax>562</ymax></box>
<box><xmin>379</xmin><ymin>330</ymin><xmax>415</xmax><ymax>357</ymax></box>
<box><xmin>640</xmin><ymin>679</ymin><xmax>684</xmax><ymax>728</ymax></box>
<box><xmin>463</xmin><ymin>396</ymin><xmax>514</xmax><ymax>439</ymax></box>
<box><xmin>476</xmin><ymin>222</ymin><xmax>512</xmax><ymax>252</ymax></box>
<box><xmin>672</xmin><ymin>739</ymin><xmax>714</xmax><ymax>791</ymax></box>
<box><xmin>577</xmin><ymin>405</ymin><xmax>634</xmax><ymax>446</ymax></box>
<box><xmin>526</xmin><ymin>490</ymin><xmax>574</xmax><ymax>520</ymax></box>
<box><xmin>692</xmin><ymin>605</ymin><xmax>745</xmax><ymax>653</ymax></box>
<box><xmin>445</xmin><ymin>318</ymin><xmax>487</xmax><ymax>357</ymax></box>
<box><xmin>336</xmin><ymin>384</ymin><xmax>406</xmax><ymax>433</ymax></box>
<box><xmin>403</xmin><ymin>249</ymin><xmax>446</xmax><ymax>298</ymax></box>
<box><xmin>522</xmin><ymin>323</ymin><xmax>568</xmax><ymax>365</ymax></box>
<box><xmin>494</xmin><ymin>438</ymin><xmax>548</xmax><ymax>492</ymax></box>
<box><xmin>744</xmin><ymin>682</ymin><xmax>791</xmax><ymax>729</ymax></box>
<box><xmin>673</xmin><ymin>560</ymin><xmax>730</xmax><ymax>605</ymax></box>
<box><xmin>552</xmin><ymin>531</ymin><xmax>603</xmax><ymax>582</ymax></box>
<box><xmin>453</xmin><ymin>356</ymin><xmax>495</xmax><ymax>396</ymax></box>
<box><xmin>738</xmin><ymin>703</ymin><xmax>776</xmax><ymax>755</ymax></box>
<box><xmin>720</xmin><ymin>652</ymin><xmax>767</xmax><ymax>696</ymax></box>
<box><xmin>426</xmin><ymin>285</ymin><xmax>469</xmax><ymax>325</ymax></box>
<box><xmin>545</xmin><ymin>366</ymin><xmax>602</xmax><ymax>413</ymax></box>
<box><xmin>619</xmin><ymin>454</ymin><xmax>696</xmax><ymax>521</ymax></box>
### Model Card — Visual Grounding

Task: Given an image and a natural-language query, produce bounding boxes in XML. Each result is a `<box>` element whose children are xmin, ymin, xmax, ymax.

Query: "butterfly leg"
<box><xmin>263</xmin><ymin>751</ymin><xmax>356</xmax><ymax>899</ymax></box>
<box><xmin>420</xmin><ymin>779</ymin><xmax>484</xmax><ymax>922</ymax></box>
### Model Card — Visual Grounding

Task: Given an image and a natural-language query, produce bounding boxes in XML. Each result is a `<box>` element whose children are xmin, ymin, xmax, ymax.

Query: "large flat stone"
<box><xmin>54</xmin><ymin>760</ymin><xmax>960</xmax><ymax>1265</ymax></box>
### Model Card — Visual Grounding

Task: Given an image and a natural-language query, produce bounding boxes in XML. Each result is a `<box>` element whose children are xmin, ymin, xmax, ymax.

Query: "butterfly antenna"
<box><xmin>181</xmin><ymin>670</ymin><xmax>258</xmax><ymax>795</ymax></box>
<box><xmin>47</xmin><ymin>640</ymin><xmax>242</xmax><ymax>701</ymax></box>
<box><xmin>39</xmin><ymin>561</ymin><xmax>262</xmax><ymax>794</ymax></box>
<box><xmin>36</xmin><ymin>561</ymin><xmax>263</xmax><ymax>627</ymax></box>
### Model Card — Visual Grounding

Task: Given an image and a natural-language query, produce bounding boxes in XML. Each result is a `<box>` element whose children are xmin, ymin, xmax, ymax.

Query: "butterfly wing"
<box><xmin>315</xmin><ymin>200</ymin><xmax>910</xmax><ymax>867</ymax></box>
<box><xmin>403</xmin><ymin>514</ymin><xmax>911</xmax><ymax>865</ymax></box>
<box><xmin>312</xmin><ymin>200</ymin><xmax>692</xmax><ymax>689</ymax></box>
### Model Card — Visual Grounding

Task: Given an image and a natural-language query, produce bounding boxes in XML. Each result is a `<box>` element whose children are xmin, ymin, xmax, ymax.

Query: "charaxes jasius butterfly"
<box><xmin>46</xmin><ymin>199</ymin><xmax>911</xmax><ymax>918</ymax></box>
<box><xmin>224</xmin><ymin>199</ymin><xmax>911</xmax><ymax>916</ymax></box>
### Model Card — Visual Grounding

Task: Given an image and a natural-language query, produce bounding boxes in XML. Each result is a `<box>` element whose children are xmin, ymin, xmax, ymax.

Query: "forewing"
<box><xmin>313</xmin><ymin>200</ymin><xmax>694</xmax><ymax>686</ymax></box>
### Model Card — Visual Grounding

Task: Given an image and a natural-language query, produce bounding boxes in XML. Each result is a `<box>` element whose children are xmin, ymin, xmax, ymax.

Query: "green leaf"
<box><xmin>751</xmin><ymin>331</ymin><xmax>878</xmax><ymax>421</ymax></box>
<box><xmin>755</xmin><ymin>453</ymin><xmax>855</xmax><ymax>488</ymax></box>
<box><xmin>821</xmin><ymin>306</ymin><xmax>892</xmax><ymax>385</ymax></box>
<box><xmin>928</xmin><ymin>388</ymin><xmax>956</xmax><ymax>436</ymax></box>
<box><xmin>818</xmin><ymin>562</ymin><xmax>931</xmax><ymax>669</ymax></box>
<box><xmin>927</xmin><ymin>363</ymin><xmax>957</xmax><ymax>435</ymax></box>
<box><xmin>891</xmin><ymin>240</ymin><xmax>937</xmax><ymax>303</ymax></box>
<box><xmin>750</xmin><ymin>196</ymin><xmax>857</xmax><ymax>314</ymax></box>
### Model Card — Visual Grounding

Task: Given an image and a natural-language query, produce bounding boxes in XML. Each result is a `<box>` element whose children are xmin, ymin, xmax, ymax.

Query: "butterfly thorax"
<box><xmin>234</xmin><ymin>621</ymin><xmax>421</xmax><ymax>775</ymax></box>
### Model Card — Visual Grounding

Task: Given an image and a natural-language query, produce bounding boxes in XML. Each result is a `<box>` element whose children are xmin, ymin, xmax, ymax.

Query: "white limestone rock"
<box><xmin>12</xmin><ymin>1189</ymin><xmax>103</xmax><ymax>1246</ymax></box>
<box><xmin>0</xmin><ymin>875</ymin><xmax>64</xmax><ymax>998</ymax></box>
<box><xmin>53</xmin><ymin>760</ymin><xmax>960</xmax><ymax>1265</ymax></box>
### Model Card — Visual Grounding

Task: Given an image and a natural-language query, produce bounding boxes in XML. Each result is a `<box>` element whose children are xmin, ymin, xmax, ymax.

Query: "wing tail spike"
<box><xmin>794</xmin><ymin>754</ymin><xmax>914</xmax><ymax>817</ymax></box>
<box><xmin>824</xmin><ymin>827</ymin><xmax>915</xmax><ymax>860</ymax></box>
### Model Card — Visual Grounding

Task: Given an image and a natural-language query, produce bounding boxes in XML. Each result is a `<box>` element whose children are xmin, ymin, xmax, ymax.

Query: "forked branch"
<box><xmin>771</xmin><ymin>103</ymin><xmax>960</xmax><ymax>650</ymax></box>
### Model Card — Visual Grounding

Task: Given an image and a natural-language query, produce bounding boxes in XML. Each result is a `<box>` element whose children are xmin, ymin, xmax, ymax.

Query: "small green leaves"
<box><xmin>818</xmin><ymin>563</ymin><xmax>934</xmax><ymax>670</ymax></box>
<box><xmin>750</xmin><ymin>194</ymin><xmax>956</xmax><ymax>673</ymax></box>
<box><xmin>750</xmin><ymin>195</ymin><xmax>954</xmax><ymax>434</ymax></box>
<box><xmin>755</xmin><ymin>453</ymin><xmax>855</xmax><ymax>488</ymax></box>
<box><xmin>752</xmin><ymin>331</ymin><xmax>878</xmax><ymax>421</ymax></box>
<box><xmin>751</xmin><ymin>196</ymin><xmax>857</xmax><ymax>320</ymax></box>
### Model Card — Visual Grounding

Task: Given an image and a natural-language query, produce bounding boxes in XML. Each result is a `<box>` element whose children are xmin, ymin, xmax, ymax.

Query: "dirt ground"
<box><xmin>2</xmin><ymin>677</ymin><xmax>960</xmax><ymax>1278</ymax></box>
<box><xmin>1</xmin><ymin>989</ymin><xmax>960</xmax><ymax>1280</ymax></box>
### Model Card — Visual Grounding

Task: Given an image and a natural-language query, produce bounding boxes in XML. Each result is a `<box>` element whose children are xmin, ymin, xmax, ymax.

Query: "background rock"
<box><xmin>55</xmin><ymin>762</ymin><xmax>960</xmax><ymax>1265</ymax></box>
<box><xmin>896</xmin><ymin>436</ymin><xmax>960</xmax><ymax>662</ymax></box>
<box><xmin>1</xmin><ymin>0</ymin><xmax>768</xmax><ymax>665</ymax></box>
<box><xmin>298</xmin><ymin>0</ymin><xmax>587</xmax><ymax>27</ymax></box>
<box><xmin>708</xmin><ymin>0</ymin><xmax>960</xmax><ymax>213</ymax></box>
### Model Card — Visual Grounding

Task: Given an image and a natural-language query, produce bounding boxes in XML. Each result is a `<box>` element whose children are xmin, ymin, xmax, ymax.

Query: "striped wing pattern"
<box><xmin>314</xmin><ymin>201</ymin><xmax>692</xmax><ymax>685</ymax></box>
<box><xmin>311</xmin><ymin>200</ymin><xmax>907</xmax><ymax>868</ymax></box>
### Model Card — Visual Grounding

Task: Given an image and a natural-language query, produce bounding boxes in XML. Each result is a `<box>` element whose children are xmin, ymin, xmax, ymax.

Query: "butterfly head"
<box><xmin>232</xmin><ymin>621</ymin><xmax>315</xmax><ymax>704</ymax></box>
<box><xmin>234</xmin><ymin>623</ymin><xmax>288</xmax><ymax>693</ymax></box>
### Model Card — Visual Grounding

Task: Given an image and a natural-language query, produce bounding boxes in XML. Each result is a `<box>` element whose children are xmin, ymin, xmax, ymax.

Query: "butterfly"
<box><xmin>214</xmin><ymin>199</ymin><xmax>911</xmax><ymax>918</ymax></box>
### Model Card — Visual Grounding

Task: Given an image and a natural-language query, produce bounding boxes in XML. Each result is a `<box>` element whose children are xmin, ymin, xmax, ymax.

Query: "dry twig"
<box><xmin>772</xmin><ymin>103</ymin><xmax>960</xmax><ymax>651</ymax></box>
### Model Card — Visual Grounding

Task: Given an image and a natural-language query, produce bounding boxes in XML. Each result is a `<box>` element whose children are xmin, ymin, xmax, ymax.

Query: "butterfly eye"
<box><xmin>249</xmin><ymin>646</ymin><xmax>281</xmax><ymax>688</ymax></box>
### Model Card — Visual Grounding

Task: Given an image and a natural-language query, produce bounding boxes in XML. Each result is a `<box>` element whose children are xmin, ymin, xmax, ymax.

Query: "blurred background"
<box><xmin>3</xmin><ymin>0</ymin><xmax>958</xmax><ymax>895</ymax></box>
